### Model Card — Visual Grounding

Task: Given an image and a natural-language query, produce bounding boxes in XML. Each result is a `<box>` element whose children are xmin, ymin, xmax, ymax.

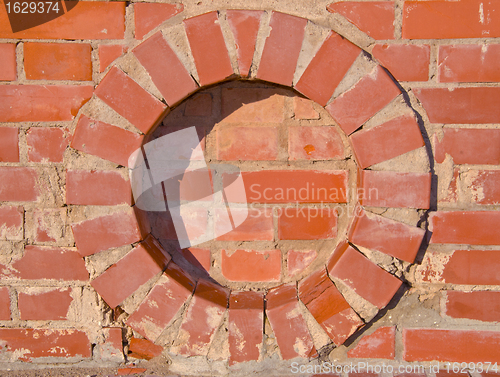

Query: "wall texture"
<box><xmin>0</xmin><ymin>0</ymin><xmax>500</xmax><ymax>376</ymax></box>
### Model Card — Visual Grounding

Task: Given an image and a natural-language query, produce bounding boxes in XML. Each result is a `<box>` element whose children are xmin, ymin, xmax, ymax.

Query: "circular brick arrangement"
<box><xmin>69</xmin><ymin>10</ymin><xmax>431</xmax><ymax>365</ymax></box>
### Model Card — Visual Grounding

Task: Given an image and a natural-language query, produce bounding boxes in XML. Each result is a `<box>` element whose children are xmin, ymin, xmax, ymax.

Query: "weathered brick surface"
<box><xmin>2</xmin><ymin>0</ymin><xmax>500</xmax><ymax>370</ymax></box>
<box><xmin>24</xmin><ymin>43</ymin><xmax>92</xmax><ymax>81</ymax></box>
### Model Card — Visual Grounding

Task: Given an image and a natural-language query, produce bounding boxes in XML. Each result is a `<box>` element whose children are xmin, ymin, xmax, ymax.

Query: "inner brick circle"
<box><xmin>144</xmin><ymin>80</ymin><xmax>357</xmax><ymax>290</ymax></box>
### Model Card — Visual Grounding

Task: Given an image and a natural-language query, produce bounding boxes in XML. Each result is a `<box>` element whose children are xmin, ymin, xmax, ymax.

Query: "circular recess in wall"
<box><xmin>69</xmin><ymin>9</ymin><xmax>432</xmax><ymax>366</ymax></box>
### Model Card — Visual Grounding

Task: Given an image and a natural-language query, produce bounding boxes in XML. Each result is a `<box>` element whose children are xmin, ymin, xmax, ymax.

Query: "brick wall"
<box><xmin>0</xmin><ymin>0</ymin><xmax>499</xmax><ymax>375</ymax></box>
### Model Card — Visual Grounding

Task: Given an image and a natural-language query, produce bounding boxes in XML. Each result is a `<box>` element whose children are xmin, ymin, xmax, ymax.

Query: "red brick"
<box><xmin>26</xmin><ymin>127</ymin><xmax>70</xmax><ymax>163</ymax></box>
<box><xmin>0</xmin><ymin>127</ymin><xmax>19</xmax><ymax>162</ymax></box>
<box><xmin>226</xmin><ymin>10</ymin><xmax>263</xmax><ymax>77</ymax></box>
<box><xmin>94</xmin><ymin>67</ymin><xmax>166</xmax><ymax>134</ymax></box>
<box><xmin>134</xmin><ymin>3</ymin><xmax>184</xmax><ymax>40</ymax></box>
<box><xmin>299</xmin><ymin>268</ymin><xmax>363</xmax><ymax>345</ymax></box>
<box><xmin>266</xmin><ymin>283</ymin><xmax>316</xmax><ymax>359</ymax></box>
<box><xmin>326</xmin><ymin>66</ymin><xmax>400</xmax><ymax>135</ymax></box>
<box><xmin>24</xmin><ymin>42</ymin><xmax>92</xmax><ymax>81</ymax></box>
<box><xmin>403</xmin><ymin>329</ymin><xmax>500</xmax><ymax>362</ymax></box>
<box><xmin>0</xmin><ymin>2</ymin><xmax>125</xmax><ymax>39</ymax></box>
<box><xmin>0</xmin><ymin>287</ymin><xmax>11</xmax><ymax>320</ymax></box>
<box><xmin>128</xmin><ymin>337</ymin><xmax>163</xmax><ymax>360</ymax></box>
<box><xmin>435</xmin><ymin>128</ymin><xmax>500</xmax><ymax>165</ymax></box>
<box><xmin>349</xmin><ymin>208</ymin><xmax>425</xmax><ymax>263</ymax></box>
<box><xmin>227</xmin><ymin>170</ymin><xmax>348</xmax><ymax>204</ymax></box>
<box><xmin>327</xmin><ymin>2</ymin><xmax>394</xmax><ymax>40</ymax></box>
<box><xmin>184</xmin><ymin>93</ymin><xmax>212</xmax><ymax>116</ymax></box>
<box><xmin>72</xmin><ymin>209</ymin><xmax>148</xmax><ymax>257</ymax></box>
<box><xmin>66</xmin><ymin>169</ymin><xmax>132</xmax><ymax>206</ymax></box>
<box><xmin>221</xmin><ymin>249</ymin><xmax>281</xmax><ymax>282</ymax></box>
<box><xmin>127</xmin><ymin>263</ymin><xmax>195</xmax><ymax>341</ymax></box>
<box><xmin>71</xmin><ymin>115</ymin><xmax>144</xmax><ymax>167</ymax></box>
<box><xmin>468</xmin><ymin>170</ymin><xmax>500</xmax><ymax>205</ymax></box>
<box><xmin>278</xmin><ymin>207</ymin><xmax>337</xmax><ymax>240</ymax></box>
<box><xmin>99</xmin><ymin>44</ymin><xmax>127</xmax><ymax>73</ymax></box>
<box><xmin>0</xmin><ymin>329</ymin><xmax>91</xmax><ymax>361</ymax></box>
<box><xmin>18</xmin><ymin>288</ymin><xmax>72</xmax><ymax>320</ymax></box>
<box><xmin>350</xmin><ymin>115</ymin><xmax>424</xmax><ymax>169</ymax></box>
<box><xmin>0</xmin><ymin>206</ymin><xmax>23</xmax><ymax>241</ymax></box>
<box><xmin>289</xmin><ymin>126</ymin><xmax>345</xmax><ymax>160</ymax></box>
<box><xmin>221</xmin><ymin>87</ymin><xmax>285</xmax><ymax>123</ymax></box>
<box><xmin>0</xmin><ymin>85</ymin><xmax>93</xmax><ymax>122</ymax></box>
<box><xmin>182</xmin><ymin>248</ymin><xmax>211</xmax><ymax>272</ymax></box>
<box><xmin>257</xmin><ymin>12</ymin><xmax>307</xmax><ymax>86</ymax></box>
<box><xmin>217</xmin><ymin>125</ymin><xmax>278</xmax><ymax>160</ymax></box>
<box><xmin>429</xmin><ymin>211</ymin><xmax>500</xmax><ymax>245</ymax></box>
<box><xmin>0</xmin><ymin>167</ymin><xmax>39</xmax><ymax>202</ymax></box>
<box><xmin>403</xmin><ymin>0</ymin><xmax>500</xmax><ymax>39</ymax></box>
<box><xmin>414</xmin><ymin>87</ymin><xmax>500</xmax><ymax>124</ymax></box>
<box><xmin>175</xmin><ymin>279</ymin><xmax>229</xmax><ymax>356</ymax></box>
<box><xmin>0</xmin><ymin>44</ymin><xmax>16</xmax><ymax>81</ymax></box>
<box><xmin>293</xmin><ymin>97</ymin><xmax>319</xmax><ymax>120</ymax></box>
<box><xmin>228</xmin><ymin>291</ymin><xmax>264</xmax><ymax>364</ymax></box>
<box><xmin>445</xmin><ymin>291</ymin><xmax>500</xmax><ymax>323</ymax></box>
<box><xmin>438</xmin><ymin>44</ymin><xmax>500</xmax><ymax>83</ymax></box>
<box><xmin>287</xmin><ymin>249</ymin><xmax>317</xmax><ymax>277</ymax></box>
<box><xmin>11</xmin><ymin>246</ymin><xmax>88</xmax><ymax>281</ymax></box>
<box><xmin>215</xmin><ymin>207</ymin><xmax>273</xmax><ymax>241</ymax></box>
<box><xmin>372</xmin><ymin>44</ymin><xmax>430</xmax><ymax>82</ymax></box>
<box><xmin>348</xmin><ymin>327</ymin><xmax>395</xmax><ymax>359</ymax></box>
<box><xmin>328</xmin><ymin>244</ymin><xmax>402</xmax><ymax>309</ymax></box>
<box><xmin>359</xmin><ymin>170</ymin><xmax>432</xmax><ymax>209</ymax></box>
<box><xmin>184</xmin><ymin>12</ymin><xmax>233</xmax><ymax>86</ymax></box>
<box><xmin>133</xmin><ymin>32</ymin><xmax>198</xmax><ymax>106</ymax></box>
<box><xmin>91</xmin><ymin>236</ymin><xmax>170</xmax><ymax>309</ymax></box>
<box><xmin>434</xmin><ymin>250</ymin><xmax>500</xmax><ymax>285</ymax></box>
<box><xmin>295</xmin><ymin>32</ymin><xmax>360</xmax><ymax>106</ymax></box>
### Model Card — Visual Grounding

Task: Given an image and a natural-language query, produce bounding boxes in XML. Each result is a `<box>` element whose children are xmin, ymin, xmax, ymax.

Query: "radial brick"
<box><xmin>349</xmin><ymin>208</ymin><xmax>425</xmax><ymax>263</ymax></box>
<box><xmin>328</xmin><ymin>244</ymin><xmax>402</xmax><ymax>309</ymax></box>
<box><xmin>326</xmin><ymin>66</ymin><xmax>400</xmax><ymax>135</ymax></box>
<box><xmin>91</xmin><ymin>236</ymin><xmax>170</xmax><ymax>309</ymax></box>
<box><xmin>266</xmin><ymin>283</ymin><xmax>316</xmax><ymax>360</ymax></box>
<box><xmin>228</xmin><ymin>291</ymin><xmax>264</xmax><ymax>364</ymax></box>
<box><xmin>127</xmin><ymin>263</ymin><xmax>195</xmax><ymax>341</ymax></box>
<box><xmin>299</xmin><ymin>268</ymin><xmax>363</xmax><ymax>345</ymax></box>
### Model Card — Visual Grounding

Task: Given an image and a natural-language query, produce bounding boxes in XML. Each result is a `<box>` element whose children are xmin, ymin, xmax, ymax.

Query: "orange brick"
<box><xmin>0</xmin><ymin>2</ymin><xmax>125</xmax><ymax>39</ymax></box>
<box><xmin>372</xmin><ymin>44</ymin><xmax>430</xmax><ymax>82</ymax></box>
<box><xmin>134</xmin><ymin>3</ymin><xmax>183</xmax><ymax>40</ymax></box>
<box><xmin>257</xmin><ymin>12</ymin><xmax>307</xmax><ymax>86</ymax></box>
<box><xmin>99</xmin><ymin>45</ymin><xmax>127</xmax><ymax>73</ymax></box>
<box><xmin>0</xmin><ymin>85</ymin><xmax>93</xmax><ymax>122</ymax></box>
<box><xmin>288</xmin><ymin>126</ymin><xmax>344</xmax><ymax>160</ymax></box>
<box><xmin>439</xmin><ymin>44</ymin><xmax>500</xmax><ymax>83</ymax></box>
<box><xmin>403</xmin><ymin>1</ymin><xmax>500</xmax><ymax>39</ymax></box>
<box><xmin>26</xmin><ymin>127</ymin><xmax>70</xmax><ymax>163</ymax></box>
<box><xmin>295</xmin><ymin>32</ymin><xmax>360</xmax><ymax>106</ymax></box>
<box><xmin>18</xmin><ymin>288</ymin><xmax>72</xmax><ymax>320</ymax></box>
<box><xmin>327</xmin><ymin>1</ymin><xmax>395</xmax><ymax>40</ymax></box>
<box><xmin>226</xmin><ymin>10</ymin><xmax>263</xmax><ymax>77</ymax></box>
<box><xmin>0</xmin><ymin>167</ymin><xmax>39</xmax><ymax>202</ymax></box>
<box><xmin>0</xmin><ymin>127</ymin><xmax>19</xmax><ymax>162</ymax></box>
<box><xmin>24</xmin><ymin>42</ymin><xmax>92</xmax><ymax>81</ymax></box>
<box><xmin>221</xmin><ymin>249</ymin><xmax>281</xmax><ymax>282</ymax></box>
<box><xmin>184</xmin><ymin>12</ymin><xmax>233</xmax><ymax>86</ymax></box>
<box><xmin>94</xmin><ymin>67</ymin><xmax>166</xmax><ymax>134</ymax></box>
<box><xmin>348</xmin><ymin>327</ymin><xmax>395</xmax><ymax>359</ymax></box>
<box><xmin>414</xmin><ymin>87</ymin><xmax>500</xmax><ymax>124</ymax></box>
<box><xmin>0</xmin><ymin>44</ymin><xmax>16</xmax><ymax>81</ymax></box>
<box><xmin>445</xmin><ymin>291</ymin><xmax>500</xmax><ymax>322</ymax></box>
<box><xmin>326</xmin><ymin>66</ymin><xmax>400</xmax><ymax>135</ymax></box>
<box><xmin>217</xmin><ymin>125</ymin><xmax>278</xmax><ymax>160</ymax></box>
<box><xmin>71</xmin><ymin>115</ymin><xmax>143</xmax><ymax>167</ymax></box>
